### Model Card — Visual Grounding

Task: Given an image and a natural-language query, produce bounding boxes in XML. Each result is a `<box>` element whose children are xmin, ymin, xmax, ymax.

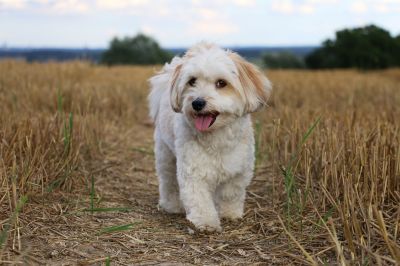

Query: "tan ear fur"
<box><xmin>229</xmin><ymin>53</ymin><xmax>271</xmax><ymax>112</ymax></box>
<box><xmin>170</xmin><ymin>63</ymin><xmax>183</xmax><ymax>112</ymax></box>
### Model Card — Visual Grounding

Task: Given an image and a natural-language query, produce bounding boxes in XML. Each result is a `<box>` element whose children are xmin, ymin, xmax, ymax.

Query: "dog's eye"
<box><xmin>215</xmin><ymin>79</ymin><xmax>227</xmax><ymax>89</ymax></box>
<box><xmin>188</xmin><ymin>77</ymin><xmax>197</xmax><ymax>87</ymax></box>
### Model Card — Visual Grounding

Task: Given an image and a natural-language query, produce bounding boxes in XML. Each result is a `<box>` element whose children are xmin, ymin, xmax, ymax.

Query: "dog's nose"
<box><xmin>192</xmin><ymin>98</ymin><xmax>206</xmax><ymax>111</ymax></box>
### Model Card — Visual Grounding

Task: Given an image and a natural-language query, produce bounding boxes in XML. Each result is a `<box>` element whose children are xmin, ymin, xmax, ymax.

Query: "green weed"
<box><xmin>0</xmin><ymin>196</ymin><xmax>28</xmax><ymax>251</ymax></box>
<box><xmin>97</xmin><ymin>222</ymin><xmax>140</xmax><ymax>235</ymax></box>
<box><xmin>281</xmin><ymin>117</ymin><xmax>321</xmax><ymax>218</ymax></box>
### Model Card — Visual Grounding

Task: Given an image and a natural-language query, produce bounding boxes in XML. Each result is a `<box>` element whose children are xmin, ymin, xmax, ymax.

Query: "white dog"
<box><xmin>148</xmin><ymin>42</ymin><xmax>272</xmax><ymax>232</ymax></box>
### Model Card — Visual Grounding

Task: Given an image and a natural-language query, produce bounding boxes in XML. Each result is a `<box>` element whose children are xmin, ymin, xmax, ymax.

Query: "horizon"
<box><xmin>1</xmin><ymin>0</ymin><xmax>400</xmax><ymax>48</ymax></box>
<box><xmin>0</xmin><ymin>44</ymin><xmax>320</xmax><ymax>50</ymax></box>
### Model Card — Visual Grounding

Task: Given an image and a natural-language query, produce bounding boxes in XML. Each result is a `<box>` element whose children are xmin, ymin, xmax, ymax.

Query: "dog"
<box><xmin>148</xmin><ymin>42</ymin><xmax>272</xmax><ymax>232</ymax></box>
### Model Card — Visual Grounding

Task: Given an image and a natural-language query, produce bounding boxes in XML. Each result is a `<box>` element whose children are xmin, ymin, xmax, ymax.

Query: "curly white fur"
<box><xmin>148</xmin><ymin>42</ymin><xmax>272</xmax><ymax>232</ymax></box>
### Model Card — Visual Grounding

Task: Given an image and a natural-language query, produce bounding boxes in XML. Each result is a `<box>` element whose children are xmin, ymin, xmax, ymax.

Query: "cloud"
<box><xmin>305</xmin><ymin>0</ymin><xmax>338</xmax><ymax>4</ymax></box>
<box><xmin>33</xmin><ymin>0</ymin><xmax>51</xmax><ymax>4</ymax></box>
<box><xmin>232</xmin><ymin>0</ymin><xmax>256</xmax><ymax>7</ymax></box>
<box><xmin>299</xmin><ymin>4</ymin><xmax>315</xmax><ymax>14</ymax></box>
<box><xmin>375</xmin><ymin>3</ymin><xmax>389</xmax><ymax>13</ymax></box>
<box><xmin>271</xmin><ymin>0</ymin><xmax>295</xmax><ymax>14</ymax></box>
<box><xmin>96</xmin><ymin>0</ymin><xmax>149</xmax><ymax>9</ymax></box>
<box><xmin>271</xmin><ymin>0</ymin><xmax>316</xmax><ymax>14</ymax></box>
<box><xmin>198</xmin><ymin>8</ymin><xmax>218</xmax><ymax>20</ymax></box>
<box><xmin>0</xmin><ymin>0</ymin><xmax>26</xmax><ymax>9</ymax></box>
<box><xmin>372</xmin><ymin>0</ymin><xmax>400</xmax><ymax>13</ymax></box>
<box><xmin>51</xmin><ymin>0</ymin><xmax>89</xmax><ymax>14</ymax></box>
<box><xmin>350</xmin><ymin>1</ymin><xmax>368</xmax><ymax>13</ymax></box>
<box><xmin>1</xmin><ymin>0</ymin><xmax>90</xmax><ymax>13</ymax></box>
<box><xmin>192</xmin><ymin>0</ymin><xmax>257</xmax><ymax>8</ymax></box>
<box><xmin>348</xmin><ymin>0</ymin><xmax>400</xmax><ymax>14</ymax></box>
<box><xmin>191</xmin><ymin>20</ymin><xmax>238</xmax><ymax>35</ymax></box>
<box><xmin>140</xmin><ymin>25</ymin><xmax>156</xmax><ymax>35</ymax></box>
<box><xmin>188</xmin><ymin>7</ymin><xmax>238</xmax><ymax>36</ymax></box>
<box><xmin>191</xmin><ymin>0</ymin><xmax>201</xmax><ymax>5</ymax></box>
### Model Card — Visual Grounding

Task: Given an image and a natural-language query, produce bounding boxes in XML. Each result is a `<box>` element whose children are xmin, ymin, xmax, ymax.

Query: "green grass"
<box><xmin>63</xmin><ymin>112</ymin><xmax>74</xmax><ymax>156</ymax></box>
<box><xmin>317</xmin><ymin>207</ymin><xmax>334</xmax><ymax>227</ymax></box>
<box><xmin>57</xmin><ymin>87</ymin><xmax>63</xmax><ymax>115</ymax></box>
<box><xmin>85</xmin><ymin>174</ymin><xmax>132</xmax><ymax>213</ymax></box>
<box><xmin>90</xmin><ymin>175</ymin><xmax>95</xmax><ymax>214</ymax></box>
<box><xmin>57</xmin><ymin>87</ymin><xmax>74</xmax><ymax>155</ymax></box>
<box><xmin>46</xmin><ymin>166</ymin><xmax>74</xmax><ymax>193</ymax></box>
<box><xmin>0</xmin><ymin>195</ymin><xmax>28</xmax><ymax>251</ymax></box>
<box><xmin>45</xmin><ymin>87</ymin><xmax>75</xmax><ymax>193</ymax></box>
<box><xmin>281</xmin><ymin>117</ymin><xmax>321</xmax><ymax>218</ymax></box>
<box><xmin>132</xmin><ymin>147</ymin><xmax>154</xmax><ymax>156</ymax></box>
<box><xmin>97</xmin><ymin>222</ymin><xmax>140</xmax><ymax>235</ymax></box>
<box><xmin>83</xmin><ymin>207</ymin><xmax>132</xmax><ymax>213</ymax></box>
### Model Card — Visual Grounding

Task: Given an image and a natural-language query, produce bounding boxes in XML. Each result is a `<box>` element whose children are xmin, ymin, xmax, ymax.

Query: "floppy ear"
<box><xmin>170</xmin><ymin>63</ymin><xmax>183</xmax><ymax>112</ymax></box>
<box><xmin>229</xmin><ymin>53</ymin><xmax>272</xmax><ymax>113</ymax></box>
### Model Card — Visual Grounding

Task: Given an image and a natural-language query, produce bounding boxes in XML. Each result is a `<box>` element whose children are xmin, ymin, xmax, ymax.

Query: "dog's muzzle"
<box><xmin>192</xmin><ymin>98</ymin><xmax>206</xmax><ymax>111</ymax></box>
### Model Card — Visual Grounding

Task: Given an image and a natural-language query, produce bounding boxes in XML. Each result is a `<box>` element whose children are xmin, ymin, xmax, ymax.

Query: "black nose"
<box><xmin>192</xmin><ymin>98</ymin><xmax>206</xmax><ymax>111</ymax></box>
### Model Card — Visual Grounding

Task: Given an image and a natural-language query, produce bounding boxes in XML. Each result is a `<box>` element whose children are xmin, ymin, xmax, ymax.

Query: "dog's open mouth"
<box><xmin>194</xmin><ymin>112</ymin><xmax>219</xmax><ymax>131</ymax></box>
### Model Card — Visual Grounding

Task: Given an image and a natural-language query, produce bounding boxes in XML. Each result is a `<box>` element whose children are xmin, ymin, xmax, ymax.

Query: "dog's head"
<box><xmin>170</xmin><ymin>42</ymin><xmax>272</xmax><ymax>132</ymax></box>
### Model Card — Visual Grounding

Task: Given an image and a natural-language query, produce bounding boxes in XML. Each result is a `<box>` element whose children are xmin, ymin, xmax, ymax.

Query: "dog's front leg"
<box><xmin>177</xmin><ymin>167</ymin><xmax>221</xmax><ymax>232</ymax></box>
<box><xmin>216</xmin><ymin>175</ymin><xmax>250</xmax><ymax>220</ymax></box>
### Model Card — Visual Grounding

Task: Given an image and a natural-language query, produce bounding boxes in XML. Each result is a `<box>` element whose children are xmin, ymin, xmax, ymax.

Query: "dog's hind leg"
<box><xmin>155</xmin><ymin>140</ymin><xmax>184</xmax><ymax>214</ymax></box>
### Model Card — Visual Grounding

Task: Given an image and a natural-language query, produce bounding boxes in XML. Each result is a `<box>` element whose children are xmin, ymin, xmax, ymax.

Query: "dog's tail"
<box><xmin>148</xmin><ymin>56</ymin><xmax>182</xmax><ymax>122</ymax></box>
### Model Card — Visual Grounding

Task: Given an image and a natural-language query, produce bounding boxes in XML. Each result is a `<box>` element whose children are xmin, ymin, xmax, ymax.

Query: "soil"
<box><xmin>15</xmin><ymin>121</ymin><xmax>291</xmax><ymax>265</ymax></box>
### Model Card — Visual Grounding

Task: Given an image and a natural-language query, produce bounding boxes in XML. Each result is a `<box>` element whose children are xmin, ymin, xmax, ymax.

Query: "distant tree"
<box><xmin>306</xmin><ymin>25</ymin><xmax>400</xmax><ymax>69</ymax></box>
<box><xmin>101</xmin><ymin>33</ymin><xmax>172</xmax><ymax>65</ymax></box>
<box><xmin>395</xmin><ymin>35</ymin><xmax>400</xmax><ymax>63</ymax></box>
<box><xmin>263</xmin><ymin>52</ymin><xmax>304</xmax><ymax>69</ymax></box>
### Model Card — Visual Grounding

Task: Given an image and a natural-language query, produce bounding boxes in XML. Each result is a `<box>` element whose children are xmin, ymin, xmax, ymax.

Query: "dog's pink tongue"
<box><xmin>194</xmin><ymin>115</ymin><xmax>214</xmax><ymax>131</ymax></box>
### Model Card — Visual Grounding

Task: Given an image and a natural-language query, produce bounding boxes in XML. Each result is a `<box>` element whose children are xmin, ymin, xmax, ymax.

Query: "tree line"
<box><xmin>102</xmin><ymin>25</ymin><xmax>400</xmax><ymax>69</ymax></box>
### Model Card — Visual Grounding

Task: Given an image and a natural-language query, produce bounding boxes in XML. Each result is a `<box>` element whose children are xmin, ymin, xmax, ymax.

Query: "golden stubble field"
<box><xmin>0</xmin><ymin>60</ymin><xmax>399</xmax><ymax>265</ymax></box>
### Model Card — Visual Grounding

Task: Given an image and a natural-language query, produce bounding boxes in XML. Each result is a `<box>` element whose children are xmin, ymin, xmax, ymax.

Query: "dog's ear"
<box><xmin>170</xmin><ymin>63</ymin><xmax>183</xmax><ymax>112</ymax></box>
<box><xmin>229</xmin><ymin>53</ymin><xmax>272</xmax><ymax>113</ymax></box>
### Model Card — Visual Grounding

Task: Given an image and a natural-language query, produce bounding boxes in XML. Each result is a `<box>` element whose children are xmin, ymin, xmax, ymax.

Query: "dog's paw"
<box><xmin>195</xmin><ymin>223</ymin><xmax>222</xmax><ymax>233</ymax></box>
<box><xmin>187</xmin><ymin>215</ymin><xmax>222</xmax><ymax>233</ymax></box>
<box><xmin>158</xmin><ymin>201</ymin><xmax>185</xmax><ymax>214</ymax></box>
<box><xmin>219</xmin><ymin>208</ymin><xmax>243</xmax><ymax>221</ymax></box>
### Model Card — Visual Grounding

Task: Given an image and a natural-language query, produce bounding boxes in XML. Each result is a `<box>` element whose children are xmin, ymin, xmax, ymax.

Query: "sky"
<box><xmin>0</xmin><ymin>0</ymin><xmax>400</xmax><ymax>48</ymax></box>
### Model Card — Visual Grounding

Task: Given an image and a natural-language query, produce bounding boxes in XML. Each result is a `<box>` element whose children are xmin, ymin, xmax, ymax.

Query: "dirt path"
<box><xmin>16</xmin><ymin>121</ymin><xmax>290</xmax><ymax>265</ymax></box>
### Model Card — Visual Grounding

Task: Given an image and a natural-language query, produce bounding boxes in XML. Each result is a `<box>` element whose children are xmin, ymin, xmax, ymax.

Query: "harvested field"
<box><xmin>0</xmin><ymin>60</ymin><xmax>399</xmax><ymax>265</ymax></box>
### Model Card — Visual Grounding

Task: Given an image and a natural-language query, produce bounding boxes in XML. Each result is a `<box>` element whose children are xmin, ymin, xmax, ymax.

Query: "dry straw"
<box><xmin>0</xmin><ymin>61</ymin><xmax>399</xmax><ymax>264</ymax></box>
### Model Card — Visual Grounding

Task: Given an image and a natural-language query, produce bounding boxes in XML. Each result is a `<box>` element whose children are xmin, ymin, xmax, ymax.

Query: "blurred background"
<box><xmin>1</xmin><ymin>0</ymin><xmax>400</xmax><ymax>69</ymax></box>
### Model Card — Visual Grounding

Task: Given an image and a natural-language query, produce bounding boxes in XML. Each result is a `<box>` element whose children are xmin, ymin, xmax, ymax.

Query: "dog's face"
<box><xmin>170</xmin><ymin>42</ymin><xmax>272</xmax><ymax>132</ymax></box>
